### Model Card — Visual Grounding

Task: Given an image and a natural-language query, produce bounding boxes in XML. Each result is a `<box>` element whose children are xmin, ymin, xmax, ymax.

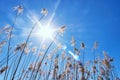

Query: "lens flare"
<box><xmin>68</xmin><ymin>51</ymin><xmax>80</xmax><ymax>61</ymax></box>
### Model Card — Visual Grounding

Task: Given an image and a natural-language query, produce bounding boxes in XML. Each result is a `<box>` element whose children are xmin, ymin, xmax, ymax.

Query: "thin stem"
<box><xmin>76</xmin><ymin>64</ymin><xmax>78</xmax><ymax>80</ymax></box>
<box><xmin>0</xmin><ymin>51</ymin><xmax>15</xmax><ymax>67</ymax></box>
<box><xmin>4</xmin><ymin>12</ymin><xmax>18</xmax><ymax>80</ymax></box>
<box><xmin>18</xmin><ymin>53</ymin><xmax>32</xmax><ymax>79</ymax></box>
<box><xmin>82</xmin><ymin>48</ymin><xmax>85</xmax><ymax>80</ymax></box>
<box><xmin>93</xmin><ymin>49</ymin><xmax>96</xmax><ymax>80</ymax></box>
<box><xmin>34</xmin><ymin>32</ymin><xmax>59</xmax><ymax>80</ymax></box>
<box><xmin>46</xmin><ymin>58</ymin><xmax>53</xmax><ymax>80</ymax></box>
<box><xmin>28</xmin><ymin>43</ymin><xmax>43</xmax><ymax>80</ymax></box>
<box><xmin>11</xmin><ymin>15</ymin><xmax>44</xmax><ymax>80</ymax></box>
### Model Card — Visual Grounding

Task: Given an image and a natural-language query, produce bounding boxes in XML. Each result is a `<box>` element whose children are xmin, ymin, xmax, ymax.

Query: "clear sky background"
<box><xmin>0</xmin><ymin>0</ymin><xmax>120</xmax><ymax>77</ymax></box>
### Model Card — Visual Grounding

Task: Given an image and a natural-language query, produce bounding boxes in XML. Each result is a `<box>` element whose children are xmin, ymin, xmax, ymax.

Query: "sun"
<box><xmin>39</xmin><ymin>26</ymin><xmax>55</xmax><ymax>40</ymax></box>
<box><xmin>32</xmin><ymin>22</ymin><xmax>56</xmax><ymax>41</ymax></box>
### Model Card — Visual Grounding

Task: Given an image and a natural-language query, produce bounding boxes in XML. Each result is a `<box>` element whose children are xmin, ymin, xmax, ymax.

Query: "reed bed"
<box><xmin>0</xmin><ymin>5</ymin><xmax>120</xmax><ymax>80</ymax></box>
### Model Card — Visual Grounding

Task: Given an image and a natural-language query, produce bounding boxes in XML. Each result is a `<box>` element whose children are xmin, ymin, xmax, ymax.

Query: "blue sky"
<box><xmin>0</xmin><ymin>0</ymin><xmax>120</xmax><ymax>77</ymax></box>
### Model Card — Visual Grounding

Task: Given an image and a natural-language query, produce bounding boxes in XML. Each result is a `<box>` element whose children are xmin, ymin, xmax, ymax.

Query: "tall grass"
<box><xmin>0</xmin><ymin>5</ymin><xmax>119</xmax><ymax>80</ymax></box>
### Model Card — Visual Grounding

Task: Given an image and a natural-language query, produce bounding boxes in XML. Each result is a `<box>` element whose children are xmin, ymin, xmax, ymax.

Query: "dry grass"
<box><xmin>0</xmin><ymin>5</ymin><xmax>120</xmax><ymax>80</ymax></box>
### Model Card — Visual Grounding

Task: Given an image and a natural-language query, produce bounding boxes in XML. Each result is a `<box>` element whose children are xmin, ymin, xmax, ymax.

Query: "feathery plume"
<box><xmin>0</xmin><ymin>66</ymin><xmax>8</xmax><ymax>74</ymax></box>
<box><xmin>3</xmin><ymin>24</ymin><xmax>12</xmax><ymax>33</ymax></box>
<box><xmin>14</xmin><ymin>5</ymin><xmax>23</xmax><ymax>14</ymax></box>
<box><xmin>81</xmin><ymin>43</ymin><xmax>85</xmax><ymax>49</ymax></box>
<box><xmin>24</xmin><ymin>47</ymin><xmax>30</xmax><ymax>54</ymax></box>
<box><xmin>41</xmin><ymin>8</ymin><xmax>48</xmax><ymax>16</ymax></box>
<box><xmin>94</xmin><ymin>41</ymin><xmax>98</xmax><ymax>49</ymax></box>
<box><xmin>59</xmin><ymin>26</ymin><xmax>66</xmax><ymax>35</ymax></box>
<box><xmin>32</xmin><ymin>47</ymin><xmax>37</xmax><ymax>53</ymax></box>
<box><xmin>42</xmin><ymin>44</ymin><xmax>47</xmax><ymax>50</ymax></box>
<box><xmin>74</xmin><ymin>48</ymin><xmax>80</xmax><ymax>55</ymax></box>
<box><xmin>0</xmin><ymin>41</ymin><xmax>7</xmax><ymax>48</ymax></box>
<box><xmin>71</xmin><ymin>36</ymin><xmax>76</xmax><ymax>46</ymax></box>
